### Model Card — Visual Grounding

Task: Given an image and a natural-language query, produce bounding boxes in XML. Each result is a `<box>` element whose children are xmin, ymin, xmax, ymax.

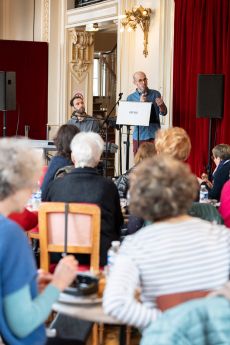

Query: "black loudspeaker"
<box><xmin>196</xmin><ymin>74</ymin><xmax>224</xmax><ymax>119</ymax></box>
<box><xmin>0</xmin><ymin>71</ymin><xmax>16</xmax><ymax>111</ymax></box>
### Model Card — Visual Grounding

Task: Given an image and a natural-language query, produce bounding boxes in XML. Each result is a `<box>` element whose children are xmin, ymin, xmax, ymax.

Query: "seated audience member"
<box><xmin>0</xmin><ymin>138</ymin><xmax>77</xmax><ymax>345</ymax></box>
<box><xmin>155</xmin><ymin>126</ymin><xmax>191</xmax><ymax>161</ymax></box>
<box><xmin>127</xmin><ymin>127</ymin><xmax>192</xmax><ymax>235</ymax></box>
<box><xmin>115</xmin><ymin>142</ymin><xmax>156</xmax><ymax>199</ymax></box>
<box><xmin>45</xmin><ymin>132</ymin><xmax>123</xmax><ymax>266</ymax></box>
<box><xmin>219</xmin><ymin>180</ymin><xmax>230</xmax><ymax>228</ymax></box>
<box><xmin>68</xmin><ymin>92</ymin><xmax>100</xmax><ymax>133</ymax></box>
<box><xmin>41</xmin><ymin>124</ymin><xmax>80</xmax><ymax>200</ymax></box>
<box><xmin>206</xmin><ymin>144</ymin><xmax>230</xmax><ymax>201</ymax></box>
<box><xmin>103</xmin><ymin>155</ymin><xmax>230</xmax><ymax>329</ymax></box>
<box><xmin>140</xmin><ymin>296</ymin><xmax>230</xmax><ymax>345</ymax></box>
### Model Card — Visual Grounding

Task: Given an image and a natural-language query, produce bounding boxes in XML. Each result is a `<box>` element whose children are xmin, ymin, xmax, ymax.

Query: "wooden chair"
<box><xmin>38</xmin><ymin>202</ymin><xmax>101</xmax><ymax>272</ymax></box>
<box><xmin>38</xmin><ymin>202</ymin><xmax>130</xmax><ymax>345</ymax></box>
<box><xmin>38</xmin><ymin>202</ymin><xmax>101</xmax><ymax>345</ymax></box>
<box><xmin>28</xmin><ymin>227</ymin><xmax>40</xmax><ymax>240</ymax></box>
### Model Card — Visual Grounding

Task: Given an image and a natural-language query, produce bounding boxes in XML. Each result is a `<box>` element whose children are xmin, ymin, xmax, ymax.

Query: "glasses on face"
<box><xmin>137</xmin><ymin>77</ymin><xmax>148</xmax><ymax>83</ymax></box>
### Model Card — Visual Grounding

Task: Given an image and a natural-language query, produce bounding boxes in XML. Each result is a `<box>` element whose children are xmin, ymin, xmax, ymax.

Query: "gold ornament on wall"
<box><xmin>121</xmin><ymin>5</ymin><xmax>152</xmax><ymax>58</ymax></box>
<box><xmin>70</xmin><ymin>29</ymin><xmax>94</xmax><ymax>81</ymax></box>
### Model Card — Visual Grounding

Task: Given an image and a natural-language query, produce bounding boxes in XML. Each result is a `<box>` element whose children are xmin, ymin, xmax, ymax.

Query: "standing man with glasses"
<box><xmin>127</xmin><ymin>71</ymin><xmax>167</xmax><ymax>154</ymax></box>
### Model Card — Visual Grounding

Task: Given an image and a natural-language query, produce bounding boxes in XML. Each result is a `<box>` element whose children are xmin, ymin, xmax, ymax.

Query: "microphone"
<box><xmin>140</xmin><ymin>91</ymin><xmax>147</xmax><ymax>101</ymax></box>
<box><xmin>72</xmin><ymin>112</ymin><xmax>98</xmax><ymax>121</ymax></box>
<box><xmin>118</xmin><ymin>92</ymin><xmax>123</xmax><ymax>99</ymax></box>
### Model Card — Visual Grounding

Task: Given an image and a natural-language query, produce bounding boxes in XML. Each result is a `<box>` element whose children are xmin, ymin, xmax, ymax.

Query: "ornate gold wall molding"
<box><xmin>69</xmin><ymin>29</ymin><xmax>94</xmax><ymax>82</ymax></box>
<box><xmin>42</xmin><ymin>0</ymin><xmax>49</xmax><ymax>42</ymax></box>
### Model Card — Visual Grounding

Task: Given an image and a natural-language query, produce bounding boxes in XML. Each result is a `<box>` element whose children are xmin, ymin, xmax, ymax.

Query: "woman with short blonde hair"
<box><xmin>155</xmin><ymin>127</ymin><xmax>191</xmax><ymax>161</ymax></box>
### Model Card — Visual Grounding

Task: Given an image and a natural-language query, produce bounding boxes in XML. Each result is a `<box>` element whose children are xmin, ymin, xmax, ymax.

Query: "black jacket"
<box><xmin>45</xmin><ymin>167</ymin><xmax>123</xmax><ymax>266</ymax></box>
<box><xmin>114</xmin><ymin>167</ymin><xmax>133</xmax><ymax>199</ymax></box>
<box><xmin>208</xmin><ymin>160</ymin><xmax>230</xmax><ymax>201</ymax></box>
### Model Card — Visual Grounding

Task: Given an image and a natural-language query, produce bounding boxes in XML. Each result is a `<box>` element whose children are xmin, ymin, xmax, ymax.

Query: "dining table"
<box><xmin>52</xmin><ymin>292</ymin><xmax>129</xmax><ymax>345</ymax></box>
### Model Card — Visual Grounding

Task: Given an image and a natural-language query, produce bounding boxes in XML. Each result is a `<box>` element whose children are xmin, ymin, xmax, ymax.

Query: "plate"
<box><xmin>58</xmin><ymin>292</ymin><xmax>102</xmax><ymax>305</ymax></box>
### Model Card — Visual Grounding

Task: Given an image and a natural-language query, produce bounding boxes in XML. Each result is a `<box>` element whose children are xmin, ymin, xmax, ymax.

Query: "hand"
<box><xmin>140</xmin><ymin>93</ymin><xmax>147</xmax><ymax>102</ymax></box>
<box><xmin>51</xmin><ymin>255</ymin><xmax>78</xmax><ymax>291</ymax></box>
<box><xmin>208</xmin><ymin>282</ymin><xmax>230</xmax><ymax>300</ymax></box>
<box><xmin>155</xmin><ymin>97</ymin><xmax>164</xmax><ymax>107</ymax></box>
<box><xmin>37</xmin><ymin>269</ymin><xmax>53</xmax><ymax>293</ymax></box>
<box><xmin>201</xmin><ymin>173</ymin><xmax>213</xmax><ymax>188</ymax></box>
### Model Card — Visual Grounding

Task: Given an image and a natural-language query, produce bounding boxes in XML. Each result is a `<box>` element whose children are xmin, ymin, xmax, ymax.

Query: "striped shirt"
<box><xmin>103</xmin><ymin>218</ymin><xmax>230</xmax><ymax>329</ymax></box>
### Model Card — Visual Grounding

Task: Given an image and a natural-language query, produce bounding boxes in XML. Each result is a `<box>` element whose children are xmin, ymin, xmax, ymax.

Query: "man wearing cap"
<box><xmin>68</xmin><ymin>92</ymin><xmax>100</xmax><ymax>133</ymax></box>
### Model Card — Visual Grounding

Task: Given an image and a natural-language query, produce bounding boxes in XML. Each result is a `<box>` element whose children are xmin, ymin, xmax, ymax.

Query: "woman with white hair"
<box><xmin>0</xmin><ymin>138</ymin><xmax>77</xmax><ymax>345</ymax></box>
<box><xmin>45</xmin><ymin>132</ymin><xmax>123</xmax><ymax>267</ymax></box>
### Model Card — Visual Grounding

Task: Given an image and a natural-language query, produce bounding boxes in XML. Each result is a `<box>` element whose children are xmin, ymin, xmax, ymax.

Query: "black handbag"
<box><xmin>47</xmin><ymin>314</ymin><xmax>93</xmax><ymax>345</ymax></box>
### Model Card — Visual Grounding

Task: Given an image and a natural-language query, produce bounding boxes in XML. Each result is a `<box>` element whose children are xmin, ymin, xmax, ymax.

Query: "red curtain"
<box><xmin>0</xmin><ymin>40</ymin><xmax>48</xmax><ymax>139</ymax></box>
<box><xmin>173</xmin><ymin>0</ymin><xmax>230</xmax><ymax>176</ymax></box>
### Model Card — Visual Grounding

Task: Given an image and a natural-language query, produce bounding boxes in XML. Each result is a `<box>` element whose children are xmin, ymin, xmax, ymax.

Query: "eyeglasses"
<box><xmin>137</xmin><ymin>77</ymin><xmax>148</xmax><ymax>83</ymax></box>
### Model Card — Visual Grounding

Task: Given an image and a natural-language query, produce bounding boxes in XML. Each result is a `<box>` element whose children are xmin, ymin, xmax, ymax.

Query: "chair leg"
<box><xmin>126</xmin><ymin>326</ymin><xmax>131</xmax><ymax>345</ymax></box>
<box><xmin>92</xmin><ymin>323</ymin><xmax>98</xmax><ymax>345</ymax></box>
<box><xmin>98</xmin><ymin>323</ymin><xmax>104</xmax><ymax>345</ymax></box>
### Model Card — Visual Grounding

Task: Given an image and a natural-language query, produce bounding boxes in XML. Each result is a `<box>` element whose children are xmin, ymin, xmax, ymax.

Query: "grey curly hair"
<box><xmin>129</xmin><ymin>154</ymin><xmax>199</xmax><ymax>222</ymax></box>
<box><xmin>0</xmin><ymin>138</ymin><xmax>43</xmax><ymax>200</ymax></box>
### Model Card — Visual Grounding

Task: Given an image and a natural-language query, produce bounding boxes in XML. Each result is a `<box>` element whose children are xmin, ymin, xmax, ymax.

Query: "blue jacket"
<box><xmin>127</xmin><ymin>88</ymin><xmax>167</xmax><ymax>140</ymax></box>
<box><xmin>141</xmin><ymin>297</ymin><xmax>230</xmax><ymax>345</ymax></box>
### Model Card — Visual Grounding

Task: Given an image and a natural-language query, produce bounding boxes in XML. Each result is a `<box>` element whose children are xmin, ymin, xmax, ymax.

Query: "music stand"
<box><xmin>117</xmin><ymin>101</ymin><xmax>152</xmax><ymax>170</ymax></box>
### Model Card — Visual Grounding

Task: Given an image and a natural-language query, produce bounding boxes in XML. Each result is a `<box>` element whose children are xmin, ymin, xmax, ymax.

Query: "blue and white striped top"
<box><xmin>103</xmin><ymin>218</ymin><xmax>230</xmax><ymax>329</ymax></box>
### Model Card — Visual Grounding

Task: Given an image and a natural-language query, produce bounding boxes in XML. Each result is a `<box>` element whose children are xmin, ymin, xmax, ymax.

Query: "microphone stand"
<box><xmin>101</xmin><ymin>93</ymin><xmax>123</xmax><ymax>177</ymax></box>
<box><xmin>119</xmin><ymin>126</ymin><xmax>122</xmax><ymax>175</ymax></box>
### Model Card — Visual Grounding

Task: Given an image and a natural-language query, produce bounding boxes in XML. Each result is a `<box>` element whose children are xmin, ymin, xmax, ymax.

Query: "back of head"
<box><xmin>129</xmin><ymin>154</ymin><xmax>198</xmax><ymax>222</ymax></box>
<box><xmin>53</xmin><ymin>124</ymin><xmax>80</xmax><ymax>159</ymax></box>
<box><xmin>212</xmin><ymin>144</ymin><xmax>230</xmax><ymax>161</ymax></box>
<box><xmin>71</xmin><ymin>132</ymin><xmax>104</xmax><ymax>168</ymax></box>
<box><xmin>134</xmin><ymin>142</ymin><xmax>156</xmax><ymax>165</ymax></box>
<box><xmin>0</xmin><ymin>138</ymin><xmax>43</xmax><ymax>201</ymax></box>
<box><xmin>155</xmin><ymin>127</ymin><xmax>191</xmax><ymax>161</ymax></box>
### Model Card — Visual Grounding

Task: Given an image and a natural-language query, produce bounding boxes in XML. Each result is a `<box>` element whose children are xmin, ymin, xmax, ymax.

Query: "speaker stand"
<box><xmin>206</xmin><ymin>118</ymin><xmax>213</xmax><ymax>180</ymax></box>
<box><xmin>126</xmin><ymin>125</ymin><xmax>131</xmax><ymax>171</ymax></box>
<box><xmin>2</xmin><ymin>110</ymin><xmax>7</xmax><ymax>137</ymax></box>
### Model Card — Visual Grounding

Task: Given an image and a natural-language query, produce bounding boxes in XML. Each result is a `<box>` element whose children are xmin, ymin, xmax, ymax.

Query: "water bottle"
<box><xmin>107</xmin><ymin>241</ymin><xmax>120</xmax><ymax>275</ymax></box>
<box><xmin>199</xmin><ymin>185</ymin><xmax>208</xmax><ymax>203</ymax></box>
<box><xmin>31</xmin><ymin>183</ymin><xmax>42</xmax><ymax>210</ymax></box>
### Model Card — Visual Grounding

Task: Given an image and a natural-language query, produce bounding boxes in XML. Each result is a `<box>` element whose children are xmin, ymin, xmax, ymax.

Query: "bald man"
<box><xmin>127</xmin><ymin>71</ymin><xmax>167</xmax><ymax>154</ymax></box>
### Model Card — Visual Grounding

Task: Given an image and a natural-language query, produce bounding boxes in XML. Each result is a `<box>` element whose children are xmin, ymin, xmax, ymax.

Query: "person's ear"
<box><xmin>71</xmin><ymin>153</ymin><xmax>75</xmax><ymax>164</ymax></box>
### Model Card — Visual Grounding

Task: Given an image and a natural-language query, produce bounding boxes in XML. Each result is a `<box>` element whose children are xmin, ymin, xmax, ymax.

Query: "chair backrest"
<box><xmin>39</xmin><ymin>202</ymin><xmax>101</xmax><ymax>272</ymax></box>
<box><xmin>188</xmin><ymin>202</ymin><xmax>224</xmax><ymax>224</ymax></box>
